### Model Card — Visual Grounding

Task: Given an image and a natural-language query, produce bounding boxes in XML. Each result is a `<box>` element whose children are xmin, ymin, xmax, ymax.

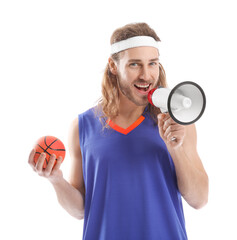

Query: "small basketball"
<box><xmin>34</xmin><ymin>136</ymin><xmax>66</xmax><ymax>169</ymax></box>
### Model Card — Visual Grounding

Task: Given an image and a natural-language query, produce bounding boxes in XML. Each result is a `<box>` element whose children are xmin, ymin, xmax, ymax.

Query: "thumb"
<box><xmin>157</xmin><ymin>113</ymin><xmax>166</xmax><ymax>121</ymax></box>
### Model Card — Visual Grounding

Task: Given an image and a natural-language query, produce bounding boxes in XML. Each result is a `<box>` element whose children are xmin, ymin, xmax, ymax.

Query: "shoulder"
<box><xmin>69</xmin><ymin>107</ymin><xmax>94</xmax><ymax>147</ymax></box>
<box><xmin>79</xmin><ymin>106</ymin><xmax>100</xmax><ymax>119</ymax></box>
<box><xmin>68</xmin><ymin>107</ymin><xmax>95</xmax><ymax>151</ymax></box>
<box><xmin>79</xmin><ymin>106</ymin><xmax>105</xmax><ymax>130</ymax></box>
<box><xmin>70</xmin><ymin>106</ymin><xmax>101</xmax><ymax>146</ymax></box>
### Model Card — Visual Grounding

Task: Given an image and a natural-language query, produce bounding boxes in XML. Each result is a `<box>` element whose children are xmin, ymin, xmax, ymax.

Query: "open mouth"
<box><xmin>134</xmin><ymin>83</ymin><xmax>151</xmax><ymax>92</ymax></box>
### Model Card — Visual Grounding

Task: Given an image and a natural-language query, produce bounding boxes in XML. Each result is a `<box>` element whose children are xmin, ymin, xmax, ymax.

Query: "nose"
<box><xmin>139</xmin><ymin>66</ymin><xmax>150</xmax><ymax>81</ymax></box>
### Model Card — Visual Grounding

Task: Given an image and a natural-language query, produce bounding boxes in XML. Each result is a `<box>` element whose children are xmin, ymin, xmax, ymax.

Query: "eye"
<box><xmin>149</xmin><ymin>62</ymin><xmax>157</xmax><ymax>66</ymax></box>
<box><xmin>129</xmin><ymin>63</ymin><xmax>138</xmax><ymax>67</ymax></box>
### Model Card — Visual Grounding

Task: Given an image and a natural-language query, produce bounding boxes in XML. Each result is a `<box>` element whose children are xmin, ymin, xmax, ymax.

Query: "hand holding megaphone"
<box><xmin>148</xmin><ymin>81</ymin><xmax>206</xmax><ymax>125</ymax></box>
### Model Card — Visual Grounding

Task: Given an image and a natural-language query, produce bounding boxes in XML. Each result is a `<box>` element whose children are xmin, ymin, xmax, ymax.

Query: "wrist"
<box><xmin>48</xmin><ymin>175</ymin><xmax>65</xmax><ymax>187</ymax></box>
<box><xmin>168</xmin><ymin>144</ymin><xmax>185</xmax><ymax>157</ymax></box>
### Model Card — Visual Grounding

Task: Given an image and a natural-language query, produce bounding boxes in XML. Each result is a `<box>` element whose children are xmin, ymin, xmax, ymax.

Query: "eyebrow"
<box><xmin>128</xmin><ymin>58</ymin><xmax>159</xmax><ymax>62</ymax></box>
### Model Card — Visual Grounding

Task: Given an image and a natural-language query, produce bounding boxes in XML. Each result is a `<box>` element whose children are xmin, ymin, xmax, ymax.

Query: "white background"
<box><xmin>1</xmin><ymin>0</ymin><xmax>236</xmax><ymax>239</ymax></box>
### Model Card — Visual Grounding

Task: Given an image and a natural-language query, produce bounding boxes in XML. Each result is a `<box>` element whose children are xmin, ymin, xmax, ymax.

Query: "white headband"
<box><xmin>110</xmin><ymin>36</ymin><xmax>159</xmax><ymax>55</ymax></box>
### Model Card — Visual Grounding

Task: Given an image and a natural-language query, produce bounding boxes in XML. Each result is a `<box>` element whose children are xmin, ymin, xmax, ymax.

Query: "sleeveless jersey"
<box><xmin>78</xmin><ymin>107</ymin><xmax>188</xmax><ymax>240</ymax></box>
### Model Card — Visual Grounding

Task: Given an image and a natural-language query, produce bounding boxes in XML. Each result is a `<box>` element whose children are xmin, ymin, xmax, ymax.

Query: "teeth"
<box><xmin>135</xmin><ymin>84</ymin><xmax>150</xmax><ymax>88</ymax></box>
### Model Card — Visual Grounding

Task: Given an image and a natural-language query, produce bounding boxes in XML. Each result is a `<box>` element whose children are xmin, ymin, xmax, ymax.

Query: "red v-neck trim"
<box><xmin>107</xmin><ymin>115</ymin><xmax>145</xmax><ymax>135</ymax></box>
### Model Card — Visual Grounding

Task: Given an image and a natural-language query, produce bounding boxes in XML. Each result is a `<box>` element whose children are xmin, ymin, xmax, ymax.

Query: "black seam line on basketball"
<box><xmin>44</xmin><ymin>136</ymin><xmax>58</xmax><ymax>153</ymax></box>
<box><xmin>38</xmin><ymin>137</ymin><xmax>62</xmax><ymax>161</ymax></box>
<box><xmin>37</xmin><ymin>144</ymin><xmax>51</xmax><ymax>156</ymax></box>
<box><xmin>37</xmin><ymin>145</ymin><xmax>57</xmax><ymax>164</ymax></box>
<box><xmin>41</xmin><ymin>146</ymin><xmax>65</xmax><ymax>152</ymax></box>
<box><xmin>44</xmin><ymin>136</ymin><xmax>65</xmax><ymax>151</ymax></box>
<box><xmin>47</xmin><ymin>148</ymin><xmax>65</xmax><ymax>151</ymax></box>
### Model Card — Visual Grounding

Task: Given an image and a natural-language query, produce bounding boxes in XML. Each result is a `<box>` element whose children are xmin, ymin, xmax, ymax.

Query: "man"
<box><xmin>28</xmin><ymin>23</ymin><xmax>209</xmax><ymax>239</ymax></box>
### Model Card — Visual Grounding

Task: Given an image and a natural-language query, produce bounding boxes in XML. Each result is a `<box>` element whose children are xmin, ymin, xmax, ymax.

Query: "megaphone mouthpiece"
<box><xmin>147</xmin><ymin>88</ymin><xmax>156</xmax><ymax>106</ymax></box>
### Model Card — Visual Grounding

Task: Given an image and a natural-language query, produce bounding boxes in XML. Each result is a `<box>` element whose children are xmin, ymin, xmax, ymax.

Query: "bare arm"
<box><xmin>67</xmin><ymin>117</ymin><xmax>85</xmax><ymax>215</ymax></box>
<box><xmin>28</xmin><ymin>117</ymin><xmax>85</xmax><ymax>219</ymax></box>
<box><xmin>158</xmin><ymin>113</ymin><xmax>209</xmax><ymax>209</ymax></box>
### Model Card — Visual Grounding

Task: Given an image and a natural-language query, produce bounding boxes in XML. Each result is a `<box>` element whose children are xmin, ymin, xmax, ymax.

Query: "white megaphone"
<box><xmin>148</xmin><ymin>81</ymin><xmax>206</xmax><ymax>125</ymax></box>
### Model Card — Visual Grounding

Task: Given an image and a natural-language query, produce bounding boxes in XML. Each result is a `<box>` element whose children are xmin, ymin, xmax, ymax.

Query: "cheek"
<box><xmin>119</xmin><ymin>69</ymin><xmax>138</xmax><ymax>84</ymax></box>
<box><xmin>127</xmin><ymin>71</ymin><xmax>138</xmax><ymax>83</ymax></box>
<box><xmin>152</xmin><ymin>67</ymin><xmax>160</xmax><ymax>79</ymax></box>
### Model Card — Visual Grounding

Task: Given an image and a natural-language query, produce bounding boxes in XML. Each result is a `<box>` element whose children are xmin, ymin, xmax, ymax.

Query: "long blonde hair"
<box><xmin>97</xmin><ymin>23</ymin><xmax>168</xmax><ymax>126</ymax></box>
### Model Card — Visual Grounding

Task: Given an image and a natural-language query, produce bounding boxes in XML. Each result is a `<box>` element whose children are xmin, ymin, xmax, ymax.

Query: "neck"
<box><xmin>116</xmin><ymin>91</ymin><xmax>147</xmax><ymax>123</ymax></box>
<box><xmin>118</xmin><ymin>99</ymin><xmax>145</xmax><ymax>119</ymax></box>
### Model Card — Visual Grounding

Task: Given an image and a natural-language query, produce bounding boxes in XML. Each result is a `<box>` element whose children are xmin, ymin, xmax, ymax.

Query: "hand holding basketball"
<box><xmin>34</xmin><ymin>136</ymin><xmax>66</xmax><ymax>168</ymax></box>
<box><xmin>28</xmin><ymin>136</ymin><xmax>66</xmax><ymax>183</ymax></box>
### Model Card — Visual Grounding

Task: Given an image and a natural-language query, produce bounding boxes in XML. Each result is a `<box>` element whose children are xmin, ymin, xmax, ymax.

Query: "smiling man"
<box><xmin>28</xmin><ymin>23</ymin><xmax>209</xmax><ymax>240</ymax></box>
<box><xmin>110</xmin><ymin>46</ymin><xmax>159</xmax><ymax>106</ymax></box>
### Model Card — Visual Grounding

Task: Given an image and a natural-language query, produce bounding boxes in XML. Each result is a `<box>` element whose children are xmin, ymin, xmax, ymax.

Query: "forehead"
<box><xmin>122</xmin><ymin>46</ymin><xmax>159</xmax><ymax>61</ymax></box>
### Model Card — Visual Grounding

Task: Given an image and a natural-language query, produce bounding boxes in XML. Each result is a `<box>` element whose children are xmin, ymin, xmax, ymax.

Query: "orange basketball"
<box><xmin>34</xmin><ymin>136</ymin><xmax>66</xmax><ymax>169</ymax></box>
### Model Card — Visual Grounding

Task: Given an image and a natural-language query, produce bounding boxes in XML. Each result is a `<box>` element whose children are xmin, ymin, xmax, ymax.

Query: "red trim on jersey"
<box><xmin>107</xmin><ymin>116</ymin><xmax>145</xmax><ymax>135</ymax></box>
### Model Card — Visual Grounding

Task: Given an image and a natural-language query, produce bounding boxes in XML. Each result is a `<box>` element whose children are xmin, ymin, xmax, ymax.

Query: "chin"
<box><xmin>132</xmin><ymin>98</ymin><xmax>149</xmax><ymax>107</ymax></box>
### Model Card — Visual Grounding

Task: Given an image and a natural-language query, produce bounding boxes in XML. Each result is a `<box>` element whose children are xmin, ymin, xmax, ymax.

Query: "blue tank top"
<box><xmin>78</xmin><ymin>107</ymin><xmax>187</xmax><ymax>240</ymax></box>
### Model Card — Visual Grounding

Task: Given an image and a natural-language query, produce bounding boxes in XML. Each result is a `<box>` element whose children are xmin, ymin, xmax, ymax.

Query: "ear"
<box><xmin>108</xmin><ymin>58</ymin><xmax>117</xmax><ymax>75</ymax></box>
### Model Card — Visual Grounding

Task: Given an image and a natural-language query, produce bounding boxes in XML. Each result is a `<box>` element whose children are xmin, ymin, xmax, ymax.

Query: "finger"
<box><xmin>164</xmin><ymin>125</ymin><xmax>184</xmax><ymax>138</ymax></box>
<box><xmin>157</xmin><ymin>113</ymin><xmax>166</xmax><ymax>121</ymax></box>
<box><xmin>158</xmin><ymin>117</ymin><xmax>163</xmax><ymax>129</ymax></box>
<box><xmin>35</xmin><ymin>152</ymin><xmax>46</xmax><ymax>172</ymax></box>
<box><xmin>44</xmin><ymin>154</ymin><xmax>56</xmax><ymax>176</ymax></box>
<box><xmin>53</xmin><ymin>156</ymin><xmax>63</xmax><ymax>171</ymax></box>
<box><xmin>162</xmin><ymin>113</ymin><xmax>171</xmax><ymax>122</ymax></box>
<box><xmin>157</xmin><ymin>113</ymin><xmax>166</xmax><ymax>126</ymax></box>
<box><xmin>167</xmin><ymin>127</ymin><xmax>185</xmax><ymax>141</ymax></box>
<box><xmin>166</xmin><ymin>132</ymin><xmax>179</xmax><ymax>142</ymax></box>
<box><xmin>163</xmin><ymin>118</ymin><xmax>177</xmax><ymax>132</ymax></box>
<box><xmin>28</xmin><ymin>149</ymin><xmax>36</xmax><ymax>168</ymax></box>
